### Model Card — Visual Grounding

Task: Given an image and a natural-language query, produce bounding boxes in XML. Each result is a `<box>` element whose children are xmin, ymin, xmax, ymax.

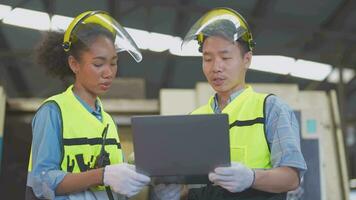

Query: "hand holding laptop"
<box><xmin>208</xmin><ymin>162</ymin><xmax>255</xmax><ymax>193</ymax></box>
<box><xmin>131</xmin><ymin>114</ymin><xmax>231</xmax><ymax>184</ymax></box>
<box><xmin>103</xmin><ymin>163</ymin><xmax>151</xmax><ymax>197</ymax></box>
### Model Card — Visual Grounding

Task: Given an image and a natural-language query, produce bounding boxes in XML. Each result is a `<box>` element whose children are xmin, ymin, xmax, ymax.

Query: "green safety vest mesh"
<box><xmin>191</xmin><ymin>86</ymin><xmax>272</xmax><ymax>169</ymax></box>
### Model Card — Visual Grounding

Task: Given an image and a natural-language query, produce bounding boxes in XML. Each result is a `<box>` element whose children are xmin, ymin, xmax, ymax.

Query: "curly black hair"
<box><xmin>35</xmin><ymin>24</ymin><xmax>115</xmax><ymax>80</ymax></box>
<box><xmin>35</xmin><ymin>31</ymin><xmax>72</xmax><ymax>80</ymax></box>
<box><xmin>199</xmin><ymin>36</ymin><xmax>250</xmax><ymax>57</ymax></box>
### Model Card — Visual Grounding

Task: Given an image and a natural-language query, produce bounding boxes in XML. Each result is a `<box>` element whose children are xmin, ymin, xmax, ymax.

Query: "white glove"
<box><xmin>152</xmin><ymin>184</ymin><xmax>181</xmax><ymax>200</ymax></box>
<box><xmin>208</xmin><ymin>162</ymin><xmax>255</xmax><ymax>193</ymax></box>
<box><xmin>103</xmin><ymin>163</ymin><xmax>151</xmax><ymax>197</ymax></box>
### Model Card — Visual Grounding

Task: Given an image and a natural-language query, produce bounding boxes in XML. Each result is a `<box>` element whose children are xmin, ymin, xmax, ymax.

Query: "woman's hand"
<box><xmin>103</xmin><ymin>163</ymin><xmax>151</xmax><ymax>197</ymax></box>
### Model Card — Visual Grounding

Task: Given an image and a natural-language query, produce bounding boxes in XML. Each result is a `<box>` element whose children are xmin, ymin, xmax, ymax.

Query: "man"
<box><xmin>182</xmin><ymin>7</ymin><xmax>307</xmax><ymax>200</ymax></box>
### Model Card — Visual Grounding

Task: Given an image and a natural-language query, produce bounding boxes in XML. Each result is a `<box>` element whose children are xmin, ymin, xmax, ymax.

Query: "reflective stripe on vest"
<box><xmin>191</xmin><ymin>86</ymin><xmax>272</xmax><ymax>169</ymax></box>
<box><xmin>28</xmin><ymin>85</ymin><xmax>123</xmax><ymax>174</ymax></box>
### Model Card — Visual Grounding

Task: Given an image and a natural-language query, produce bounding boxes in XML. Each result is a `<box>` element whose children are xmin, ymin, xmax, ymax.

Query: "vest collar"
<box><xmin>209</xmin><ymin>85</ymin><xmax>254</xmax><ymax>113</ymax></box>
<box><xmin>65</xmin><ymin>85</ymin><xmax>106</xmax><ymax>124</ymax></box>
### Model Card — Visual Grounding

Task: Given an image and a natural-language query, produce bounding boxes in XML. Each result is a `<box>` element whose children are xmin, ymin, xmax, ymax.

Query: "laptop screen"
<box><xmin>131</xmin><ymin>114</ymin><xmax>231</xmax><ymax>184</ymax></box>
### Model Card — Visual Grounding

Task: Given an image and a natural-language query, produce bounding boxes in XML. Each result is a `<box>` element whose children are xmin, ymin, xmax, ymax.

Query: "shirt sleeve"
<box><xmin>26</xmin><ymin>102</ymin><xmax>68</xmax><ymax>199</ymax></box>
<box><xmin>265</xmin><ymin>95</ymin><xmax>307</xmax><ymax>178</ymax></box>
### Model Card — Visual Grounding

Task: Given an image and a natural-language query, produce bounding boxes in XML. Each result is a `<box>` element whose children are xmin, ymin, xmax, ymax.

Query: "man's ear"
<box><xmin>68</xmin><ymin>55</ymin><xmax>79</xmax><ymax>74</ymax></box>
<box><xmin>244</xmin><ymin>51</ymin><xmax>252</xmax><ymax>69</ymax></box>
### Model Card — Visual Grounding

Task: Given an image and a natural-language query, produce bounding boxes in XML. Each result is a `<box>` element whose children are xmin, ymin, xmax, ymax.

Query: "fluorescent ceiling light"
<box><xmin>167</xmin><ymin>36</ymin><xmax>183</xmax><ymax>55</ymax></box>
<box><xmin>0</xmin><ymin>3</ymin><xmax>340</xmax><ymax>82</ymax></box>
<box><xmin>125</xmin><ymin>27</ymin><xmax>150</xmax><ymax>50</ymax></box>
<box><xmin>250</xmin><ymin>56</ymin><xmax>334</xmax><ymax>81</ymax></box>
<box><xmin>250</xmin><ymin>55</ymin><xmax>293</xmax><ymax>75</ymax></box>
<box><xmin>169</xmin><ymin>38</ymin><xmax>201</xmax><ymax>56</ymax></box>
<box><xmin>148</xmin><ymin>32</ymin><xmax>174</xmax><ymax>52</ymax></box>
<box><xmin>0</xmin><ymin>4</ymin><xmax>12</xmax><ymax>20</ymax></box>
<box><xmin>3</xmin><ymin>8</ymin><xmax>50</xmax><ymax>31</ymax></box>
<box><xmin>290</xmin><ymin>59</ymin><xmax>332</xmax><ymax>81</ymax></box>
<box><xmin>126</xmin><ymin>28</ymin><xmax>201</xmax><ymax>56</ymax></box>
<box><xmin>51</xmin><ymin>15</ymin><xmax>73</xmax><ymax>31</ymax></box>
<box><xmin>327</xmin><ymin>68</ymin><xmax>355</xmax><ymax>83</ymax></box>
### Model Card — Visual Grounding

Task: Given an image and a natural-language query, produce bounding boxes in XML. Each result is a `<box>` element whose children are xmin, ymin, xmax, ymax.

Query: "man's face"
<box><xmin>202</xmin><ymin>36</ymin><xmax>251</xmax><ymax>97</ymax></box>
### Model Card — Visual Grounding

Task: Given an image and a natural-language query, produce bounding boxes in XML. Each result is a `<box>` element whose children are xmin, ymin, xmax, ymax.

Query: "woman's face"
<box><xmin>70</xmin><ymin>35</ymin><xmax>118</xmax><ymax>98</ymax></box>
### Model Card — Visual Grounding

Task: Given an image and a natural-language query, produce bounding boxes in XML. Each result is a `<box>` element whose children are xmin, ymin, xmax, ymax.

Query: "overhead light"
<box><xmin>147</xmin><ymin>32</ymin><xmax>175</xmax><ymax>52</ymax></box>
<box><xmin>167</xmin><ymin>36</ymin><xmax>183</xmax><ymax>55</ymax></box>
<box><xmin>327</xmin><ymin>68</ymin><xmax>355</xmax><ymax>83</ymax></box>
<box><xmin>0</xmin><ymin>4</ymin><xmax>12</xmax><ymax>20</ymax></box>
<box><xmin>3</xmin><ymin>8</ymin><xmax>50</xmax><ymax>31</ymax></box>
<box><xmin>0</xmin><ymin>3</ymin><xmax>342</xmax><ymax>82</ymax></box>
<box><xmin>250</xmin><ymin>56</ymin><xmax>334</xmax><ymax>81</ymax></box>
<box><xmin>250</xmin><ymin>55</ymin><xmax>293</xmax><ymax>75</ymax></box>
<box><xmin>51</xmin><ymin>15</ymin><xmax>73</xmax><ymax>31</ymax></box>
<box><xmin>125</xmin><ymin>27</ymin><xmax>150</xmax><ymax>50</ymax></box>
<box><xmin>169</xmin><ymin>38</ymin><xmax>201</xmax><ymax>56</ymax></box>
<box><xmin>126</xmin><ymin>28</ymin><xmax>201</xmax><ymax>56</ymax></box>
<box><xmin>290</xmin><ymin>59</ymin><xmax>332</xmax><ymax>81</ymax></box>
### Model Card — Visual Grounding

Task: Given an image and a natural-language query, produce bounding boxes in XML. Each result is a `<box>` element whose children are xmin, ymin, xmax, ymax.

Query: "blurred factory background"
<box><xmin>0</xmin><ymin>0</ymin><xmax>355</xmax><ymax>199</ymax></box>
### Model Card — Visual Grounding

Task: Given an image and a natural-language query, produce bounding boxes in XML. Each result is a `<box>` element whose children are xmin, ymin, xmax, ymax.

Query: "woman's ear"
<box><xmin>68</xmin><ymin>55</ymin><xmax>79</xmax><ymax>74</ymax></box>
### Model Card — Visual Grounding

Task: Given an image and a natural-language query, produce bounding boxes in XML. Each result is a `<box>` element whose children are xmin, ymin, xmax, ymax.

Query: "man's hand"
<box><xmin>103</xmin><ymin>163</ymin><xmax>151</xmax><ymax>197</ymax></box>
<box><xmin>209</xmin><ymin>162</ymin><xmax>255</xmax><ymax>193</ymax></box>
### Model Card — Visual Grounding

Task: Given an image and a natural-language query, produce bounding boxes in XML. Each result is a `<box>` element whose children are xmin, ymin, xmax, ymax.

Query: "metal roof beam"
<box><xmin>41</xmin><ymin>0</ymin><xmax>55</xmax><ymax>16</ymax></box>
<box><xmin>251</xmin><ymin>0</ymin><xmax>274</xmax><ymax>18</ymax></box>
<box><xmin>322</xmin><ymin>0</ymin><xmax>353</xmax><ymax>29</ymax></box>
<box><xmin>119</xmin><ymin>2</ymin><xmax>141</xmax><ymax>17</ymax></box>
<box><xmin>108</xmin><ymin>0</ymin><xmax>120</xmax><ymax>21</ymax></box>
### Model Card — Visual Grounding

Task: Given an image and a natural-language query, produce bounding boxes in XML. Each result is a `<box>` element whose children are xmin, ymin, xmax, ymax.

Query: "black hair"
<box><xmin>69</xmin><ymin>23</ymin><xmax>115</xmax><ymax>60</ymax></box>
<box><xmin>199</xmin><ymin>35</ymin><xmax>251</xmax><ymax>57</ymax></box>
<box><xmin>35</xmin><ymin>24</ymin><xmax>115</xmax><ymax>80</ymax></box>
<box><xmin>236</xmin><ymin>38</ymin><xmax>250</xmax><ymax>56</ymax></box>
<box><xmin>35</xmin><ymin>31</ymin><xmax>72</xmax><ymax>79</ymax></box>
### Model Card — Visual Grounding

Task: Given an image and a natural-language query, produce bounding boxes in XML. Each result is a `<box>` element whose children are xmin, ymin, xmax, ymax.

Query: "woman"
<box><xmin>26</xmin><ymin>11</ymin><xmax>150</xmax><ymax>200</ymax></box>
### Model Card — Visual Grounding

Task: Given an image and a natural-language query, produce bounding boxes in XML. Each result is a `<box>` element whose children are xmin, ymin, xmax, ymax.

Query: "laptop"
<box><xmin>131</xmin><ymin>114</ymin><xmax>230</xmax><ymax>184</ymax></box>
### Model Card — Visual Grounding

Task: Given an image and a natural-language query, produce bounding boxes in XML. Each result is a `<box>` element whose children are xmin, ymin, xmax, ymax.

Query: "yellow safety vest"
<box><xmin>29</xmin><ymin>86</ymin><xmax>123</xmax><ymax>174</ymax></box>
<box><xmin>191</xmin><ymin>85</ymin><xmax>272</xmax><ymax>169</ymax></box>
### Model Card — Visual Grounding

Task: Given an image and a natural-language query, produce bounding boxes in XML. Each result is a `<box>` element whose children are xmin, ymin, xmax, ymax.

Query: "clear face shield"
<box><xmin>63</xmin><ymin>11</ymin><xmax>142</xmax><ymax>62</ymax></box>
<box><xmin>182</xmin><ymin>8</ymin><xmax>255</xmax><ymax>52</ymax></box>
